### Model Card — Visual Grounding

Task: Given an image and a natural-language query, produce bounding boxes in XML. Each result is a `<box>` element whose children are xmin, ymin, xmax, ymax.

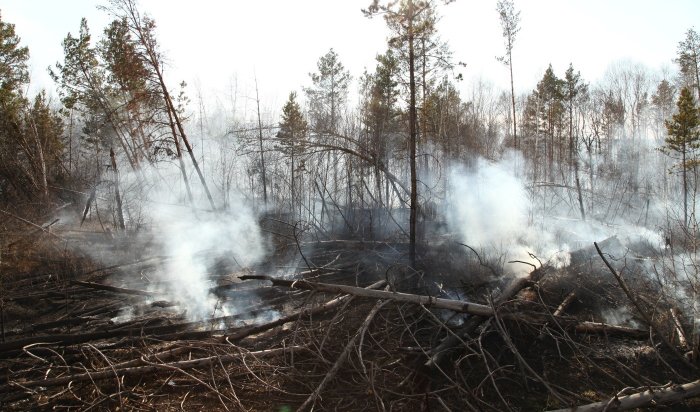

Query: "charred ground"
<box><xmin>1</xmin><ymin>208</ymin><xmax>699</xmax><ymax>412</ymax></box>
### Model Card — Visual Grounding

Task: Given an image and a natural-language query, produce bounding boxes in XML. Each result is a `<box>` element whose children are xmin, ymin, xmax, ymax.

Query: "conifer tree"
<box><xmin>277</xmin><ymin>92</ymin><xmax>308</xmax><ymax>218</ymax></box>
<box><xmin>496</xmin><ymin>0</ymin><xmax>521</xmax><ymax>149</ymax></box>
<box><xmin>664</xmin><ymin>87</ymin><xmax>700</xmax><ymax>226</ymax></box>
<box><xmin>677</xmin><ymin>28</ymin><xmax>700</xmax><ymax>99</ymax></box>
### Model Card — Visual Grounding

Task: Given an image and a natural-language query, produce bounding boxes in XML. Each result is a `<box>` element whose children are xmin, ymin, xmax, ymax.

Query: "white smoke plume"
<box><xmin>446</xmin><ymin>153</ymin><xmax>567</xmax><ymax>276</ymax></box>
<box><xmin>445</xmin><ymin>152</ymin><xmax>665</xmax><ymax>277</ymax></box>
<box><xmin>73</xmin><ymin>154</ymin><xmax>268</xmax><ymax>322</ymax></box>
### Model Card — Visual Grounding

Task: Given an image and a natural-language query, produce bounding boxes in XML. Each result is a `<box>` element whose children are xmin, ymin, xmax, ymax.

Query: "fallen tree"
<box><xmin>239</xmin><ymin>274</ymin><xmax>495</xmax><ymax>316</ymax></box>
<box><xmin>547</xmin><ymin>379</ymin><xmax>700</xmax><ymax>412</ymax></box>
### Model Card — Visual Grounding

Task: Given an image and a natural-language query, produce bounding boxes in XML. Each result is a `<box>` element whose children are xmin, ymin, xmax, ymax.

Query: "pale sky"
<box><xmin>3</xmin><ymin>0</ymin><xmax>699</xmax><ymax>119</ymax></box>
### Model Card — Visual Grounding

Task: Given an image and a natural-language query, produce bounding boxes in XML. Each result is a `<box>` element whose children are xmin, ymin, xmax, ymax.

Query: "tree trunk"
<box><xmin>408</xmin><ymin>0</ymin><xmax>418</xmax><ymax>268</ymax></box>
<box><xmin>163</xmin><ymin>98</ymin><xmax>194</xmax><ymax>206</ymax></box>
<box><xmin>110</xmin><ymin>148</ymin><xmax>126</xmax><ymax>231</ymax></box>
<box><xmin>683</xmin><ymin>146</ymin><xmax>688</xmax><ymax>227</ymax></box>
<box><xmin>255</xmin><ymin>75</ymin><xmax>268</xmax><ymax>205</ymax></box>
<box><xmin>509</xmin><ymin>49</ymin><xmax>517</xmax><ymax>150</ymax></box>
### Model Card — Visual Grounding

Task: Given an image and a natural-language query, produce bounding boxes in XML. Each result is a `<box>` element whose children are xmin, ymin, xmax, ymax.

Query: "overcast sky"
<box><xmin>3</xmin><ymin>0</ymin><xmax>699</xmax><ymax>119</ymax></box>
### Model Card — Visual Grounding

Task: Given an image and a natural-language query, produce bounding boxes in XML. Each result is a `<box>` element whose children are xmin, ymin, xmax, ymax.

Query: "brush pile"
<box><xmin>1</xmin><ymin>217</ymin><xmax>699</xmax><ymax>411</ymax></box>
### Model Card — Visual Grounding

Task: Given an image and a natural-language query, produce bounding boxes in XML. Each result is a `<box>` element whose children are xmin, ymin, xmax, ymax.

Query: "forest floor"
<box><xmin>1</xmin><ymin>210</ymin><xmax>699</xmax><ymax>411</ymax></box>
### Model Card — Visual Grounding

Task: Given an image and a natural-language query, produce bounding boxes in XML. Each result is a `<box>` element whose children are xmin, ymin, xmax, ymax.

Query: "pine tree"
<box><xmin>277</xmin><ymin>92</ymin><xmax>308</xmax><ymax>218</ymax></box>
<box><xmin>496</xmin><ymin>0</ymin><xmax>521</xmax><ymax>149</ymax></box>
<box><xmin>677</xmin><ymin>28</ymin><xmax>700</xmax><ymax>99</ymax></box>
<box><xmin>0</xmin><ymin>13</ymin><xmax>63</xmax><ymax>203</ymax></box>
<box><xmin>304</xmin><ymin>48</ymin><xmax>350</xmax><ymax>134</ymax></box>
<box><xmin>664</xmin><ymin>87</ymin><xmax>700</xmax><ymax>226</ymax></box>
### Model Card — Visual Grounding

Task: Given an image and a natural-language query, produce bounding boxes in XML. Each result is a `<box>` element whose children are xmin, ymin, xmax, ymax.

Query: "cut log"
<box><xmin>547</xmin><ymin>379</ymin><xmax>700</xmax><ymax>412</ymax></box>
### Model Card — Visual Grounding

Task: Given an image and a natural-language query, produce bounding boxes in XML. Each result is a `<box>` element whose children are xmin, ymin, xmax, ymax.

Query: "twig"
<box><xmin>594</xmin><ymin>242</ymin><xmax>696</xmax><ymax>370</ymax></box>
<box><xmin>4</xmin><ymin>346</ymin><xmax>305</xmax><ymax>390</ymax></box>
<box><xmin>296</xmin><ymin>298</ymin><xmax>389</xmax><ymax>412</ymax></box>
<box><xmin>0</xmin><ymin>209</ymin><xmax>64</xmax><ymax>241</ymax></box>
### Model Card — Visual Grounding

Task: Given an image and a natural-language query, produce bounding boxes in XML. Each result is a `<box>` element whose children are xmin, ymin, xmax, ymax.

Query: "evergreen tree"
<box><xmin>663</xmin><ymin>87</ymin><xmax>700</xmax><ymax>226</ymax></box>
<box><xmin>304</xmin><ymin>48</ymin><xmax>350</xmax><ymax>134</ymax></box>
<box><xmin>563</xmin><ymin>64</ymin><xmax>588</xmax><ymax>220</ymax></box>
<box><xmin>651</xmin><ymin>79</ymin><xmax>676</xmax><ymax>139</ymax></box>
<box><xmin>496</xmin><ymin>0</ymin><xmax>521</xmax><ymax>149</ymax></box>
<box><xmin>277</xmin><ymin>92</ymin><xmax>308</xmax><ymax>217</ymax></box>
<box><xmin>364</xmin><ymin>0</ymin><xmax>455</xmax><ymax>267</ymax></box>
<box><xmin>0</xmin><ymin>13</ymin><xmax>63</xmax><ymax>203</ymax></box>
<box><xmin>360</xmin><ymin>51</ymin><xmax>401</xmax><ymax>209</ymax></box>
<box><xmin>0</xmin><ymin>11</ymin><xmax>28</xmax><ymax>104</ymax></box>
<box><xmin>677</xmin><ymin>28</ymin><xmax>700</xmax><ymax>99</ymax></box>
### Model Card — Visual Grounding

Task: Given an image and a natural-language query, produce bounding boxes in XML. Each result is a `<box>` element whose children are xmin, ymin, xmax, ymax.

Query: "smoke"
<box><xmin>446</xmin><ymin>153</ymin><xmax>569</xmax><ymax>276</ymax></box>
<box><xmin>151</xmin><ymin>196</ymin><xmax>266</xmax><ymax>320</ymax></box>
<box><xmin>70</xmin><ymin>153</ymin><xmax>268</xmax><ymax>322</ymax></box>
<box><xmin>445</xmin><ymin>152</ymin><xmax>665</xmax><ymax>277</ymax></box>
<box><xmin>447</xmin><ymin>155</ymin><xmax>529</xmax><ymax>247</ymax></box>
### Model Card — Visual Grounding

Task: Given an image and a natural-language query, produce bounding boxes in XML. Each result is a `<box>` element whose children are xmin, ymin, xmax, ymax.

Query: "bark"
<box><xmin>574</xmin><ymin>321</ymin><xmax>648</xmax><ymax>338</ymax></box>
<box><xmin>25</xmin><ymin>114</ymin><xmax>49</xmax><ymax>200</ymax></box>
<box><xmin>574</xmin><ymin>159</ymin><xmax>586</xmax><ymax>221</ymax></box>
<box><xmin>163</xmin><ymin>95</ymin><xmax>194</xmax><ymax>205</ymax></box>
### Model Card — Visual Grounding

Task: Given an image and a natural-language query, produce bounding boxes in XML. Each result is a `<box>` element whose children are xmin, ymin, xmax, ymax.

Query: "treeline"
<box><xmin>1</xmin><ymin>0</ymin><xmax>699</xmax><ymax>246</ymax></box>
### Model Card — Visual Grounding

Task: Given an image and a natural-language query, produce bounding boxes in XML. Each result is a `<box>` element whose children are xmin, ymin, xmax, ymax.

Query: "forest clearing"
<box><xmin>1</xmin><ymin>0</ymin><xmax>700</xmax><ymax>410</ymax></box>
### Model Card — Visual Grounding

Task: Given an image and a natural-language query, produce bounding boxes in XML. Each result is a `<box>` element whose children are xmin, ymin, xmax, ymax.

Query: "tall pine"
<box><xmin>664</xmin><ymin>87</ymin><xmax>700</xmax><ymax>227</ymax></box>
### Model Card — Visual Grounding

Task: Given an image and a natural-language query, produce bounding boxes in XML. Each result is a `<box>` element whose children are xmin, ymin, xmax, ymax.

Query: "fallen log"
<box><xmin>2</xmin><ymin>346</ymin><xmax>305</xmax><ymax>391</ymax></box>
<box><xmin>239</xmin><ymin>275</ymin><xmax>494</xmax><ymax>316</ymax></box>
<box><xmin>547</xmin><ymin>379</ymin><xmax>700</xmax><ymax>412</ymax></box>
<box><xmin>574</xmin><ymin>321</ymin><xmax>648</xmax><ymax>338</ymax></box>
<box><xmin>71</xmin><ymin>280</ymin><xmax>157</xmax><ymax>297</ymax></box>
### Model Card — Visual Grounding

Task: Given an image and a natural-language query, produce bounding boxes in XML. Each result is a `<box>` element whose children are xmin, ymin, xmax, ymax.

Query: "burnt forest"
<box><xmin>1</xmin><ymin>0</ymin><xmax>700</xmax><ymax>410</ymax></box>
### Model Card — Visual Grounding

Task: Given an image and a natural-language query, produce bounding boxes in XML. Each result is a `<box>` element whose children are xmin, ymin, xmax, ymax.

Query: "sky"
<box><xmin>2</xmin><ymin>0</ymin><xmax>699</xmax><ymax>120</ymax></box>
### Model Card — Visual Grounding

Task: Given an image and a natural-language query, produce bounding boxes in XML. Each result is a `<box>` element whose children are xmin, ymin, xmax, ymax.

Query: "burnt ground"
<box><xmin>1</xmin><ymin>216</ymin><xmax>699</xmax><ymax>411</ymax></box>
